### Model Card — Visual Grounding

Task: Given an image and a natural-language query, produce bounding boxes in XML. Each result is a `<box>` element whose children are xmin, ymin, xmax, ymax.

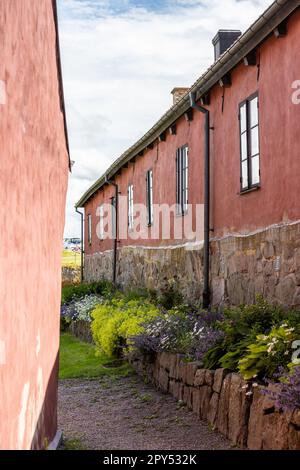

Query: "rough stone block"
<box><xmin>194</xmin><ymin>369</ymin><xmax>206</xmax><ymax>387</ymax></box>
<box><xmin>247</xmin><ymin>387</ymin><xmax>264</xmax><ymax>450</ymax></box>
<box><xmin>169</xmin><ymin>354</ymin><xmax>178</xmax><ymax>379</ymax></box>
<box><xmin>192</xmin><ymin>388</ymin><xmax>201</xmax><ymax>416</ymax></box>
<box><xmin>216</xmin><ymin>373</ymin><xmax>232</xmax><ymax>437</ymax></box>
<box><xmin>288</xmin><ymin>423</ymin><xmax>300</xmax><ymax>450</ymax></box>
<box><xmin>183</xmin><ymin>386</ymin><xmax>193</xmax><ymax>409</ymax></box>
<box><xmin>174</xmin><ymin>354</ymin><xmax>185</xmax><ymax>380</ymax></box>
<box><xmin>158</xmin><ymin>367</ymin><xmax>169</xmax><ymax>393</ymax></box>
<box><xmin>227</xmin><ymin>373</ymin><xmax>251</xmax><ymax>447</ymax></box>
<box><xmin>207</xmin><ymin>392</ymin><xmax>219</xmax><ymax>427</ymax></box>
<box><xmin>178</xmin><ymin>360</ymin><xmax>187</xmax><ymax>382</ymax></box>
<box><xmin>213</xmin><ymin>368</ymin><xmax>228</xmax><ymax>393</ymax></box>
<box><xmin>262</xmin><ymin>412</ymin><xmax>290</xmax><ymax>450</ymax></box>
<box><xmin>247</xmin><ymin>385</ymin><xmax>285</xmax><ymax>450</ymax></box>
<box><xmin>185</xmin><ymin>362</ymin><xmax>201</xmax><ymax>386</ymax></box>
<box><xmin>205</xmin><ymin>370</ymin><xmax>214</xmax><ymax>387</ymax></box>
<box><xmin>291</xmin><ymin>409</ymin><xmax>300</xmax><ymax>428</ymax></box>
<box><xmin>199</xmin><ymin>385</ymin><xmax>213</xmax><ymax>421</ymax></box>
<box><xmin>160</xmin><ymin>352</ymin><xmax>171</xmax><ymax>371</ymax></box>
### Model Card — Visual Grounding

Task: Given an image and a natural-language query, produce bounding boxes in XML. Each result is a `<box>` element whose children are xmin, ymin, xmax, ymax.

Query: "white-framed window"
<box><xmin>176</xmin><ymin>145</ymin><xmax>189</xmax><ymax>215</ymax></box>
<box><xmin>239</xmin><ymin>93</ymin><xmax>260</xmax><ymax>191</ymax></box>
<box><xmin>99</xmin><ymin>204</ymin><xmax>104</xmax><ymax>240</ymax></box>
<box><xmin>87</xmin><ymin>214</ymin><xmax>92</xmax><ymax>245</ymax></box>
<box><xmin>111</xmin><ymin>196</ymin><xmax>117</xmax><ymax>240</ymax></box>
<box><xmin>128</xmin><ymin>184</ymin><xmax>134</xmax><ymax>231</ymax></box>
<box><xmin>146</xmin><ymin>169</ymin><xmax>153</xmax><ymax>226</ymax></box>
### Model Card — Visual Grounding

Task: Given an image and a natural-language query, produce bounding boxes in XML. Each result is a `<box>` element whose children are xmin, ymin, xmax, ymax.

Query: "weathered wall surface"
<box><xmin>211</xmin><ymin>221</ymin><xmax>300</xmax><ymax>307</ymax></box>
<box><xmin>0</xmin><ymin>1</ymin><xmax>69</xmax><ymax>450</ymax></box>
<box><xmin>84</xmin><ymin>221</ymin><xmax>300</xmax><ymax>308</ymax></box>
<box><xmin>62</xmin><ymin>266</ymin><xmax>81</xmax><ymax>286</ymax></box>
<box><xmin>84</xmin><ymin>243</ymin><xmax>204</xmax><ymax>301</ymax></box>
<box><xmin>129</xmin><ymin>352</ymin><xmax>300</xmax><ymax>450</ymax></box>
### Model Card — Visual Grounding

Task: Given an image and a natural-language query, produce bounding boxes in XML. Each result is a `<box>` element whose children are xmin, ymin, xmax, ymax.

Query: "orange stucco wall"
<box><xmin>84</xmin><ymin>8</ymin><xmax>300</xmax><ymax>255</ymax></box>
<box><xmin>0</xmin><ymin>0</ymin><xmax>69</xmax><ymax>450</ymax></box>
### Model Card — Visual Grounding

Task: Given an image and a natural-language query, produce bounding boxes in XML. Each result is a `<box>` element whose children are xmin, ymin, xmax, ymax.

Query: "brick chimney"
<box><xmin>171</xmin><ymin>87</ymin><xmax>189</xmax><ymax>105</ymax></box>
<box><xmin>212</xmin><ymin>30</ymin><xmax>242</xmax><ymax>61</ymax></box>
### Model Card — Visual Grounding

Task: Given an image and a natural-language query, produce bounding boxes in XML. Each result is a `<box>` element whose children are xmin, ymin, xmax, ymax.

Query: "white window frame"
<box><xmin>239</xmin><ymin>93</ymin><xmax>260</xmax><ymax>192</ymax></box>
<box><xmin>146</xmin><ymin>169</ymin><xmax>153</xmax><ymax>226</ymax></box>
<box><xmin>99</xmin><ymin>204</ymin><xmax>104</xmax><ymax>240</ymax></box>
<box><xmin>176</xmin><ymin>145</ymin><xmax>189</xmax><ymax>215</ymax></box>
<box><xmin>128</xmin><ymin>184</ymin><xmax>134</xmax><ymax>231</ymax></box>
<box><xmin>87</xmin><ymin>214</ymin><xmax>92</xmax><ymax>245</ymax></box>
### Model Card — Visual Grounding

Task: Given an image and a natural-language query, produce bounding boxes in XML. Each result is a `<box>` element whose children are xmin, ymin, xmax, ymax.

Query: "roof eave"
<box><xmin>76</xmin><ymin>0</ymin><xmax>300</xmax><ymax>208</ymax></box>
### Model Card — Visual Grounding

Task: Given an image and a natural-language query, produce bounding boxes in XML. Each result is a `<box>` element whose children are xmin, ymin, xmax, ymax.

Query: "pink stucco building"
<box><xmin>77</xmin><ymin>0</ymin><xmax>300</xmax><ymax>308</ymax></box>
<box><xmin>0</xmin><ymin>0</ymin><xmax>69</xmax><ymax>449</ymax></box>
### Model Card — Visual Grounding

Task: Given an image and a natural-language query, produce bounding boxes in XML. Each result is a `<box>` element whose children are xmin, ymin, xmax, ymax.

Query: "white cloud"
<box><xmin>57</xmin><ymin>0</ymin><xmax>271</xmax><ymax>237</ymax></box>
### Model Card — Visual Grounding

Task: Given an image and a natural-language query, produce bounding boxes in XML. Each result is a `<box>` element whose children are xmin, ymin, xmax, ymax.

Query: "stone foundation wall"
<box><xmin>84</xmin><ymin>245</ymin><xmax>204</xmax><ymax>301</ymax></box>
<box><xmin>84</xmin><ymin>221</ymin><xmax>300</xmax><ymax>307</ymax></box>
<box><xmin>129</xmin><ymin>352</ymin><xmax>300</xmax><ymax>450</ymax></box>
<box><xmin>62</xmin><ymin>266</ymin><xmax>81</xmax><ymax>286</ymax></box>
<box><xmin>211</xmin><ymin>221</ymin><xmax>300</xmax><ymax>307</ymax></box>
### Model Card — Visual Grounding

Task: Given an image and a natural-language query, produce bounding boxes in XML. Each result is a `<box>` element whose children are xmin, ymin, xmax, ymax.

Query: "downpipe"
<box><xmin>105</xmin><ymin>175</ymin><xmax>119</xmax><ymax>286</ymax></box>
<box><xmin>75</xmin><ymin>207</ymin><xmax>84</xmax><ymax>282</ymax></box>
<box><xmin>189</xmin><ymin>91</ymin><xmax>211</xmax><ymax>309</ymax></box>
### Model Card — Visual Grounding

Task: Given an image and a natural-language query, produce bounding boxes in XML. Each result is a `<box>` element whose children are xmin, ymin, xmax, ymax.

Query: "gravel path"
<box><xmin>58</xmin><ymin>375</ymin><xmax>232</xmax><ymax>450</ymax></box>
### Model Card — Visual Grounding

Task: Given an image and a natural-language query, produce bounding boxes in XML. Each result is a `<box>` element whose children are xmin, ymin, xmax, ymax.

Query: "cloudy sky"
<box><xmin>57</xmin><ymin>0</ymin><xmax>271</xmax><ymax>238</ymax></box>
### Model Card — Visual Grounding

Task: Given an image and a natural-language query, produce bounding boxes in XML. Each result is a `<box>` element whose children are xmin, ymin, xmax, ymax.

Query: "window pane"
<box><xmin>241</xmin><ymin>132</ymin><xmax>247</xmax><ymax>161</ymax></box>
<box><xmin>240</xmin><ymin>104</ymin><xmax>247</xmax><ymax>133</ymax></box>
<box><xmin>251</xmin><ymin>126</ymin><xmax>259</xmax><ymax>156</ymax></box>
<box><xmin>242</xmin><ymin>161</ymin><xmax>248</xmax><ymax>189</ymax></box>
<box><xmin>251</xmin><ymin>155</ymin><xmax>260</xmax><ymax>185</ymax></box>
<box><xmin>250</xmin><ymin>97</ymin><xmax>258</xmax><ymax>127</ymax></box>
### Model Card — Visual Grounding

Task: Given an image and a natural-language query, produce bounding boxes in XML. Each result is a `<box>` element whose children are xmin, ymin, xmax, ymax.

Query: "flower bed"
<box><xmin>61</xmin><ymin>285</ymin><xmax>300</xmax><ymax>435</ymax></box>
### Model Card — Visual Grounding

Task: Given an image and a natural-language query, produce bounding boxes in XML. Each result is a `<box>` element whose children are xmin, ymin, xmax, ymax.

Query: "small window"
<box><xmin>99</xmin><ymin>204</ymin><xmax>104</xmax><ymax>240</ymax></box>
<box><xmin>176</xmin><ymin>145</ymin><xmax>189</xmax><ymax>215</ymax></box>
<box><xmin>87</xmin><ymin>214</ymin><xmax>92</xmax><ymax>245</ymax></box>
<box><xmin>128</xmin><ymin>184</ymin><xmax>134</xmax><ymax>231</ymax></box>
<box><xmin>239</xmin><ymin>94</ymin><xmax>260</xmax><ymax>191</ymax></box>
<box><xmin>146</xmin><ymin>169</ymin><xmax>153</xmax><ymax>226</ymax></box>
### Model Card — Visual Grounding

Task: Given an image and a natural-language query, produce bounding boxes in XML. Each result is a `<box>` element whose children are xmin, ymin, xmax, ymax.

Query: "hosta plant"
<box><xmin>238</xmin><ymin>324</ymin><xmax>298</xmax><ymax>380</ymax></box>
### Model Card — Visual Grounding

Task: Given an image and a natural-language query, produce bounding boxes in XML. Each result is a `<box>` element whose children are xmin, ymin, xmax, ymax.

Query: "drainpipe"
<box><xmin>105</xmin><ymin>175</ymin><xmax>119</xmax><ymax>286</ymax></box>
<box><xmin>189</xmin><ymin>91</ymin><xmax>211</xmax><ymax>309</ymax></box>
<box><xmin>75</xmin><ymin>207</ymin><xmax>84</xmax><ymax>282</ymax></box>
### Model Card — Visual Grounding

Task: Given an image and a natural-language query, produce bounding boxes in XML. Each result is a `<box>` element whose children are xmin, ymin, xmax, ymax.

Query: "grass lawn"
<box><xmin>62</xmin><ymin>249</ymin><xmax>81</xmax><ymax>268</ymax></box>
<box><xmin>59</xmin><ymin>333</ymin><xmax>133</xmax><ymax>379</ymax></box>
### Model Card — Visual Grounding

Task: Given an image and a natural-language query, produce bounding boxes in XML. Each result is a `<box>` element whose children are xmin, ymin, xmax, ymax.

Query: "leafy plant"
<box><xmin>238</xmin><ymin>324</ymin><xmax>298</xmax><ymax>380</ymax></box>
<box><xmin>61</xmin><ymin>280</ymin><xmax>114</xmax><ymax>305</ymax></box>
<box><xmin>203</xmin><ymin>296</ymin><xmax>300</xmax><ymax>373</ymax></box>
<box><xmin>157</xmin><ymin>281</ymin><xmax>184</xmax><ymax>310</ymax></box>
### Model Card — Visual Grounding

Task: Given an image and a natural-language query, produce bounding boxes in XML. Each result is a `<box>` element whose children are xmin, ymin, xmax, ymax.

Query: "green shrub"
<box><xmin>203</xmin><ymin>296</ymin><xmax>300</xmax><ymax>376</ymax></box>
<box><xmin>238</xmin><ymin>324</ymin><xmax>298</xmax><ymax>380</ymax></box>
<box><xmin>91</xmin><ymin>297</ymin><xmax>160</xmax><ymax>358</ymax></box>
<box><xmin>61</xmin><ymin>280</ymin><xmax>114</xmax><ymax>304</ymax></box>
<box><xmin>157</xmin><ymin>282</ymin><xmax>184</xmax><ymax>310</ymax></box>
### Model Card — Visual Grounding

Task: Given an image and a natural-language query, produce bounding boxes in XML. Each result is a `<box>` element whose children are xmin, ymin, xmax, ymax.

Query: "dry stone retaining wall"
<box><xmin>84</xmin><ymin>221</ymin><xmax>300</xmax><ymax>308</ymax></box>
<box><xmin>129</xmin><ymin>352</ymin><xmax>300</xmax><ymax>450</ymax></box>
